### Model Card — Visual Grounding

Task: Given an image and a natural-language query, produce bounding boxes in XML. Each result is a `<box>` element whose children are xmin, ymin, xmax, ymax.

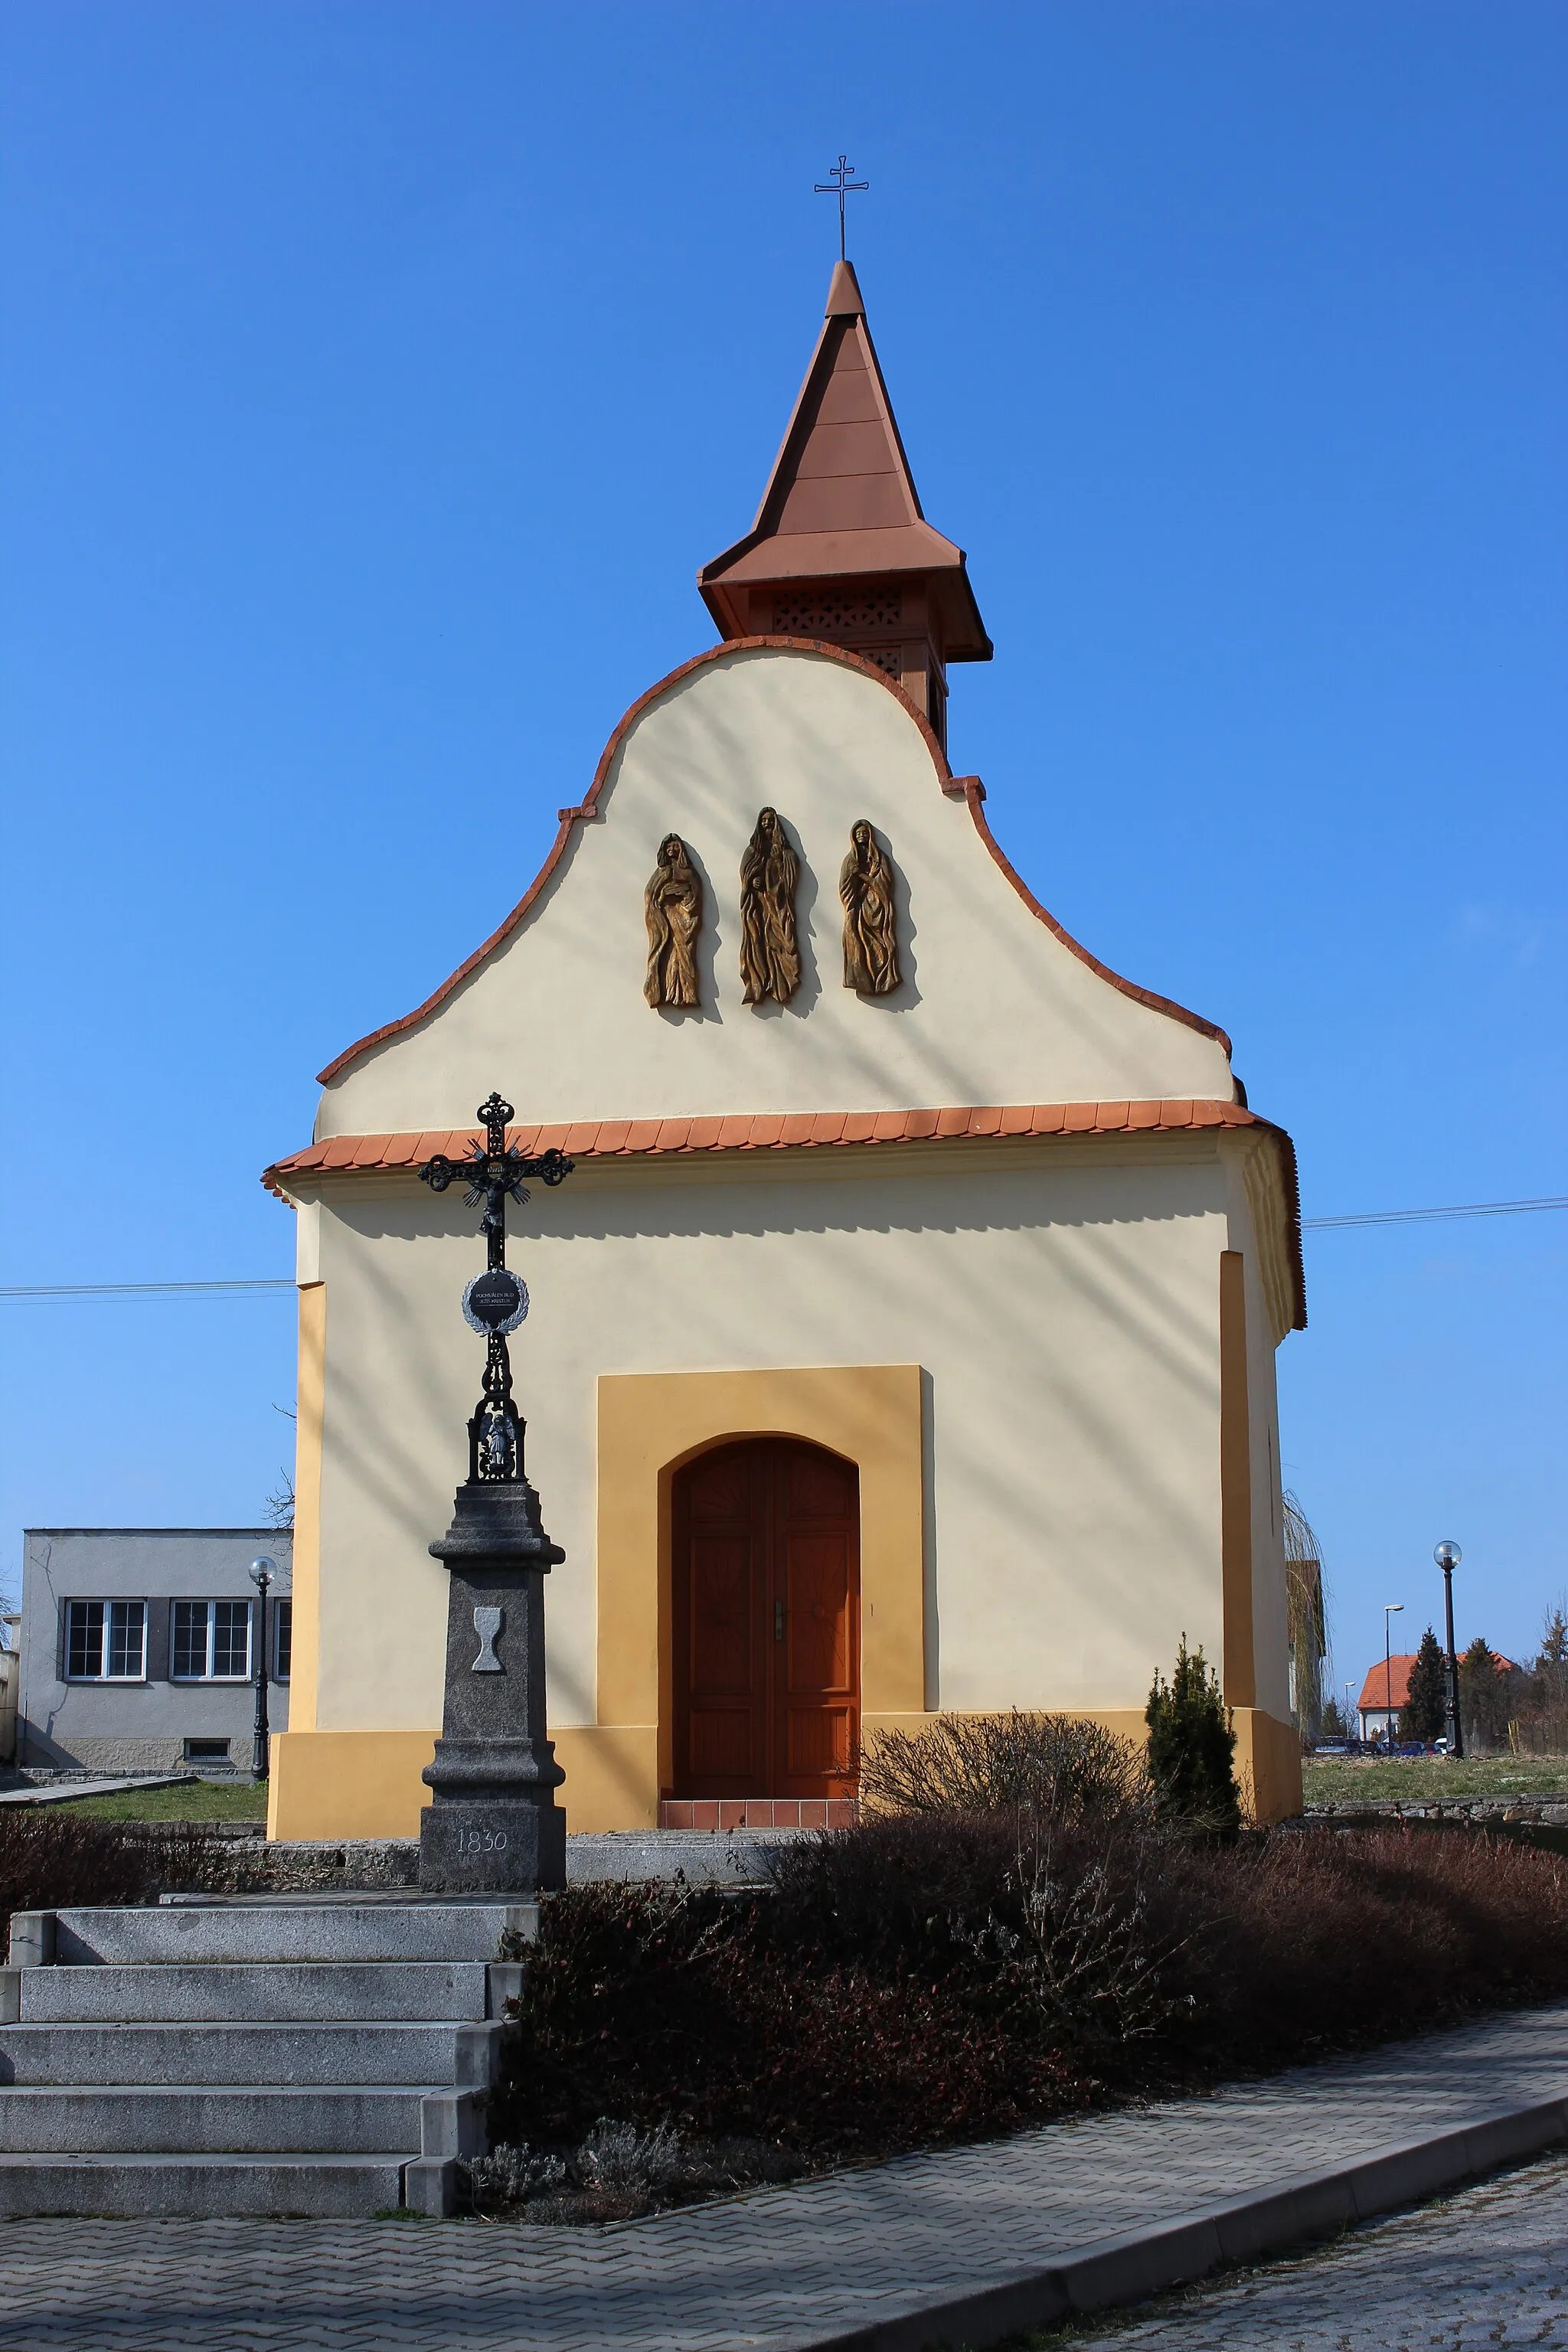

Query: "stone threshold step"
<box><xmin>658</xmin><ymin>1799</ymin><xmax>858</xmax><ymax>1830</ymax></box>
<box><xmin>0</xmin><ymin>2152</ymin><xmax>408</xmax><ymax>2220</ymax></box>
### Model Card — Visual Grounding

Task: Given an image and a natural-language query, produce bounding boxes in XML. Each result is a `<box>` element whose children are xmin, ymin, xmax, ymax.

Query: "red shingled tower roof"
<box><xmin>697</xmin><ymin>260</ymin><xmax>990</xmax><ymax>749</ymax></box>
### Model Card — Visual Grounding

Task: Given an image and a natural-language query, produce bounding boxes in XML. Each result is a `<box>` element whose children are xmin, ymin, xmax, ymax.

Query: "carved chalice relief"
<box><xmin>739</xmin><ymin>807</ymin><xmax>802</xmax><ymax>1005</ymax></box>
<box><xmin>840</xmin><ymin>818</ymin><xmax>901</xmax><ymax>995</ymax></box>
<box><xmin>471</xmin><ymin>1606</ymin><xmax>504</xmax><ymax>1674</ymax></box>
<box><xmin>643</xmin><ymin>835</ymin><xmax>704</xmax><ymax>1008</ymax></box>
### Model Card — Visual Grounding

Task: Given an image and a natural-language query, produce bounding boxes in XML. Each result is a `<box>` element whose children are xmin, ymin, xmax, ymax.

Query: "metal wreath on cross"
<box><xmin>418</xmin><ymin>1093</ymin><xmax>574</xmax><ymax>1484</ymax></box>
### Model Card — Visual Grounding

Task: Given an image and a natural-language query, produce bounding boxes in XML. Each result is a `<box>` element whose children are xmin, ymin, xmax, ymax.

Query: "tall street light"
<box><xmin>1384</xmin><ymin>1602</ymin><xmax>1404</xmax><ymax>1751</ymax></box>
<box><xmin>1345</xmin><ymin>1680</ymin><xmax>1357</xmax><ymax>1744</ymax></box>
<box><xmin>249</xmin><ymin>1557</ymin><xmax>276</xmax><ymax>1782</ymax></box>
<box><xmin>1435</xmin><ymin>1540</ymin><xmax>1464</xmax><ymax>1759</ymax></box>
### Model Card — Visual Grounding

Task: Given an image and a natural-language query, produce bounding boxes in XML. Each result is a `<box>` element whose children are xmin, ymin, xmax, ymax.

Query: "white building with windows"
<box><xmin>15</xmin><ymin>1528</ymin><xmax>293</xmax><ymax>1775</ymax></box>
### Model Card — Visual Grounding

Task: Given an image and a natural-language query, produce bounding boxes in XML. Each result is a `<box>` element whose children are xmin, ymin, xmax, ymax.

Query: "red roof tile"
<box><xmin>263</xmin><ymin>1097</ymin><xmax>1303</xmax><ymax>1331</ymax></box>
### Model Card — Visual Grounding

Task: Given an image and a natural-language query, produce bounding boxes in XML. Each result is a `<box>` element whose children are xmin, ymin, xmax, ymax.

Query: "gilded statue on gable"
<box><xmin>643</xmin><ymin>834</ymin><xmax>704</xmax><ymax>1009</ymax></box>
<box><xmin>840</xmin><ymin>818</ymin><xmax>900</xmax><ymax>995</ymax></box>
<box><xmin>739</xmin><ymin>808</ymin><xmax>802</xmax><ymax>1005</ymax></box>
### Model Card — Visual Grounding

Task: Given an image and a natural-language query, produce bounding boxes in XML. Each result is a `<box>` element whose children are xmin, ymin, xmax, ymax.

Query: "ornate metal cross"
<box><xmin>814</xmin><ymin>153</ymin><xmax>868</xmax><ymax>260</ymax></box>
<box><xmin>419</xmin><ymin>1092</ymin><xmax>573</xmax><ymax>1485</ymax></box>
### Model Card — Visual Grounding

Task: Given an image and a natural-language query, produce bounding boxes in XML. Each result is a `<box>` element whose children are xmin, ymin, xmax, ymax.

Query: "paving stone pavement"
<box><xmin>1054</xmin><ymin>2145</ymin><xmax>1568</xmax><ymax>2347</ymax></box>
<box><xmin>1</xmin><ymin>2001</ymin><xmax>1566</xmax><ymax>2352</ymax></box>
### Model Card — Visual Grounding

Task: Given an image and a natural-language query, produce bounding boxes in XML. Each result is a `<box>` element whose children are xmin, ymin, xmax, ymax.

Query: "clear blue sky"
<box><xmin>2</xmin><ymin>3</ymin><xmax>1563</xmax><ymax>1697</ymax></box>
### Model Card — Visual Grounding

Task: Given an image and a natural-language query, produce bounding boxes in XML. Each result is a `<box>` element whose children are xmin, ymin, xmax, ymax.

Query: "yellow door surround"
<box><xmin>596</xmin><ymin>1364</ymin><xmax>930</xmax><ymax>1808</ymax></box>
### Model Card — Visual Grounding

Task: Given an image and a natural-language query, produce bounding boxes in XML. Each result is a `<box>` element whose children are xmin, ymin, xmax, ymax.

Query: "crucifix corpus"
<box><xmin>414</xmin><ymin>1091</ymin><xmax>575</xmax><ymax>1893</ymax></box>
<box><xmin>814</xmin><ymin>152</ymin><xmax>868</xmax><ymax>260</ymax></box>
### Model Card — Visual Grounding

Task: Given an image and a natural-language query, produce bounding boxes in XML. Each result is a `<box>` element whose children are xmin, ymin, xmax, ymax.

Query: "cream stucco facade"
<box><xmin>267</xmin><ymin>642</ymin><xmax>1305</xmax><ymax>1834</ymax></box>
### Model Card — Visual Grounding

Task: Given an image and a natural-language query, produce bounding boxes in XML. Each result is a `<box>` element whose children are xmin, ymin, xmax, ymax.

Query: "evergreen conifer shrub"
<box><xmin>1145</xmin><ymin>1637</ymin><xmax>1240</xmax><ymax>1833</ymax></box>
<box><xmin>1400</xmin><ymin>1627</ymin><xmax>1448</xmax><ymax>1742</ymax></box>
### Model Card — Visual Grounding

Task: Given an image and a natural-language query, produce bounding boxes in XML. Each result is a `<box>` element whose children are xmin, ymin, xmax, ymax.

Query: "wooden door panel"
<box><xmin>689</xmin><ymin>1704</ymin><xmax>759</xmax><ymax>1782</ymax></box>
<box><xmin>688</xmin><ymin>1534</ymin><xmax>756</xmax><ymax>1696</ymax></box>
<box><xmin>673</xmin><ymin>1436</ymin><xmax>859</xmax><ymax>1800</ymax></box>
<box><xmin>782</xmin><ymin>1449</ymin><xmax>858</xmax><ymax>1519</ymax></box>
<box><xmin>786</xmin><ymin>1704</ymin><xmax>852</xmax><ymax>1777</ymax></box>
<box><xmin>783</xmin><ymin>1534</ymin><xmax>852</xmax><ymax>1694</ymax></box>
<box><xmin>686</xmin><ymin>1452</ymin><xmax>754</xmax><ymax>1522</ymax></box>
<box><xmin>772</xmin><ymin>1451</ymin><xmax>858</xmax><ymax>1798</ymax></box>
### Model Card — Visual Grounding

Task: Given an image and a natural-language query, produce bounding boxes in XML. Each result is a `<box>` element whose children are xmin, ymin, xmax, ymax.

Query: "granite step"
<box><xmin>13</xmin><ymin>1959</ymin><xmax>495</xmax><ymax>2024</ymax></box>
<box><xmin>0</xmin><ymin>2020</ymin><xmax>503</xmax><ymax>2089</ymax></box>
<box><xmin>0</xmin><ymin>2151</ymin><xmax>409</xmax><ymax>2219</ymax></box>
<box><xmin>0</xmin><ymin>2082</ymin><xmax>430</xmax><ymax>2154</ymax></box>
<box><xmin>0</xmin><ymin>1902</ymin><xmax>516</xmax><ymax>2215</ymax></box>
<box><xmin>47</xmin><ymin>1901</ymin><xmax>534</xmax><ymax>1967</ymax></box>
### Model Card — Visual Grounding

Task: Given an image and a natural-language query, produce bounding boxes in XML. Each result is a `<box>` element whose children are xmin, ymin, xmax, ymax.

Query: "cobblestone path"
<box><xmin>1047</xmin><ymin>2145</ymin><xmax>1568</xmax><ymax>2348</ymax></box>
<box><xmin>1</xmin><ymin>2001</ymin><xmax>1565</xmax><ymax>2351</ymax></box>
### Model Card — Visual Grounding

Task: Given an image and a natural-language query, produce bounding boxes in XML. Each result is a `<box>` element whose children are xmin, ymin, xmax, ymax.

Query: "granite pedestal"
<box><xmin>418</xmin><ymin>1479</ymin><xmax>567</xmax><ymax>1894</ymax></box>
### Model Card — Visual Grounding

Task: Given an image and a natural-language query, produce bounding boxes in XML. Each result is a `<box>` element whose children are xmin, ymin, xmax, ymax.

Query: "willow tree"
<box><xmin>1282</xmin><ymin>1491</ymin><xmax>1330</xmax><ymax>1744</ymax></box>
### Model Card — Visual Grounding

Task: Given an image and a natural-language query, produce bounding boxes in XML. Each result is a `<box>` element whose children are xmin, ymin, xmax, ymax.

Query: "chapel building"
<box><xmin>264</xmin><ymin>258</ymin><xmax>1308</xmax><ymax>1837</ymax></box>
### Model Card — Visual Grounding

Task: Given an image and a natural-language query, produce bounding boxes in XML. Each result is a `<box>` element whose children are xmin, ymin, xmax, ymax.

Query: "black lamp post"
<box><xmin>1436</xmin><ymin>1539</ymin><xmax>1464</xmax><ymax>1758</ymax></box>
<box><xmin>249</xmin><ymin>1555</ymin><xmax>276</xmax><ymax>1781</ymax></box>
<box><xmin>1383</xmin><ymin>1602</ymin><xmax>1403</xmax><ymax>1752</ymax></box>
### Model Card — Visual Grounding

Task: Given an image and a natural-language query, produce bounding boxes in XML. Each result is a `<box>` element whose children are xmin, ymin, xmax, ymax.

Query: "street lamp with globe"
<box><xmin>248</xmin><ymin>1557</ymin><xmax>276</xmax><ymax>1782</ymax></box>
<box><xmin>1383</xmin><ymin>1602</ymin><xmax>1403</xmax><ymax>1753</ymax></box>
<box><xmin>1435</xmin><ymin>1540</ymin><xmax>1463</xmax><ymax>1759</ymax></box>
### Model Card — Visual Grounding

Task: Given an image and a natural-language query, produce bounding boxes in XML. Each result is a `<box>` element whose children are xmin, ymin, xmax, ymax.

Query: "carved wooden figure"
<box><xmin>739</xmin><ymin>808</ymin><xmax>802</xmax><ymax>1005</ymax></box>
<box><xmin>840</xmin><ymin>818</ymin><xmax>900</xmax><ymax>995</ymax></box>
<box><xmin>643</xmin><ymin>835</ymin><xmax>704</xmax><ymax>1008</ymax></box>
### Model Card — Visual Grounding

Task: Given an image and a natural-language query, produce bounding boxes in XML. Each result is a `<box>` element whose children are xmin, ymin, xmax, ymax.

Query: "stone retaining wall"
<box><xmin>1305</xmin><ymin>1797</ymin><xmax>1568</xmax><ymax>1826</ymax></box>
<box><xmin>123</xmin><ymin>1828</ymin><xmax>420</xmax><ymax>1893</ymax></box>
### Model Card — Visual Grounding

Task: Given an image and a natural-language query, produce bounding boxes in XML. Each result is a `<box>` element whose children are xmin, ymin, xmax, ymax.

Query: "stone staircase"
<box><xmin>0</xmin><ymin>1899</ymin><xmax>531</xmax><ymax>2217</ymax></box>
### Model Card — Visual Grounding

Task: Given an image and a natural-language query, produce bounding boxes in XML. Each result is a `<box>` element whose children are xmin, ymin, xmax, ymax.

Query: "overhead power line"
<box><xmin>0</xmin><ymin>1279</ymin><xmax>294</xmax><ymax>1300</ymax></box>
<box><xmin>1304</xmin><ymin>1196</ymin><xmax>1568</xmax><ymax>1232</ymax></box>
<box><xmin>2</xmin><ymin>1197</ymin><xmax>1563</xmax><ymax>1292</ymax></box>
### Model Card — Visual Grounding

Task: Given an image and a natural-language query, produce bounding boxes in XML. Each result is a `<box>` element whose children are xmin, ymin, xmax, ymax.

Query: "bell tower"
<box><xmin>697</xmin><ymin>260</ymin><xmax>991</xmax><ymax>751</ymax></box>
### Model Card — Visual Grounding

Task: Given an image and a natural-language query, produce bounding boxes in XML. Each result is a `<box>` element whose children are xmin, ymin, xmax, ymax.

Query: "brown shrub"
<box><xmin>860</xmin><ymin>1710</ymin><xmax>1155</xmax><ymax>1829</ymax></box>
<box><xmin>1171</xmin><ymin>1827</ymin><xmax>1568</xmax><ymax>2070</ymax></box>
<box><xmin>0</xmin><ymin>1808</ymin><xmax>244</xmax><ymax>1949</ymax></box>
<box><xmin>491</xmin><ymin>1818</ymin><xmax>1568</xmax><ymax>2170</ymax></box>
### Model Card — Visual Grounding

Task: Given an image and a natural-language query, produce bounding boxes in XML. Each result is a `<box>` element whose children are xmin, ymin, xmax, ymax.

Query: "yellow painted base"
<box><xmin>266</xmin><ymin>1725</ymin><xmax>662</xmax><ymax>1841</ymax></box>
<box><xmin>266</xmin><ymin>1705</ymin><xmax>1303</xmax><ymax>1840</ymax></box>
<box><xmin>1234</xmin><ymin>1704</ymin><xmax>1304</xmax><ymax>1825</ymax></box>
<box><xmin>266</xmin><ymin>1730</ymin><xmax>435</xmax><ymax>1842</ymax></box>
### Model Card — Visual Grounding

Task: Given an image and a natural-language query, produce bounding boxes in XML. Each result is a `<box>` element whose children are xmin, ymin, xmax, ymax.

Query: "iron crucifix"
<box><xmin>419</xmin><ymin>1092</ymin><xmax>573</xmax><ymax>1484</ymax></box>
<box><xmin>814</xmin><ymin>153</ymin><xmax>868</xmax><ymax>260</ymax></box>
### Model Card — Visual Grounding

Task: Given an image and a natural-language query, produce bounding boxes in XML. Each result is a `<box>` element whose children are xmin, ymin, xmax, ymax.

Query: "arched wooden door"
<box><xmin>671</xmin><ymin>1437</ymin><xmax>860</xmax><ymax>1800</ymax></box>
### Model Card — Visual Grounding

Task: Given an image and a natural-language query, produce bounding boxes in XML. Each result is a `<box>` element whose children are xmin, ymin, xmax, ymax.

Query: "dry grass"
<box><xmin>1304</xmin><ymin>1756</ymin><xmax>1568</xmax><ymax>1802</ymax></box>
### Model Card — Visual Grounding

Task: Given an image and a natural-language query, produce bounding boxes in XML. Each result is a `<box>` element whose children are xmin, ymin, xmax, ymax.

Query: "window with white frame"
<box><xmin>65</xmin><ymin>1600</ymin><xmax>146</xmax><ymax>1681</ymax></box>
<box><xmin>273</xmin><ymin>1598</ymin><xmax>292</xmax><ymax>1683</ymax></box>
<box><xmin>171</xmin><ymin>1599</ymin><xmax>252</xmax><ymax>1682</ymax></box>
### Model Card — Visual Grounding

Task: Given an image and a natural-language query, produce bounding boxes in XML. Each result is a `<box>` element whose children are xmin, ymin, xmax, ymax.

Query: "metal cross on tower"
<box><xmin>419</xmin><ymin>1092</ymin><xmax>573</xmax><ymax>1485</ymax></box>
<box><xmin>814</xmin><ymin>153</ymin><xmax>868</xmax><ymax>260</ymax></box>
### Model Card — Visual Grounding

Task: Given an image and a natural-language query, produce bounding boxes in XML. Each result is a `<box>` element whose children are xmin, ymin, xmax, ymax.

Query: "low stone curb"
<box><xmin>0</xmin><ymin>1774</ymin><xmax>200</xmax><ymax>1808</ymax></box>
<box><xmin>811</xmin><ymin>2092</ymin><xmax>1568</xmax><ymax>2351</ymax></box>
